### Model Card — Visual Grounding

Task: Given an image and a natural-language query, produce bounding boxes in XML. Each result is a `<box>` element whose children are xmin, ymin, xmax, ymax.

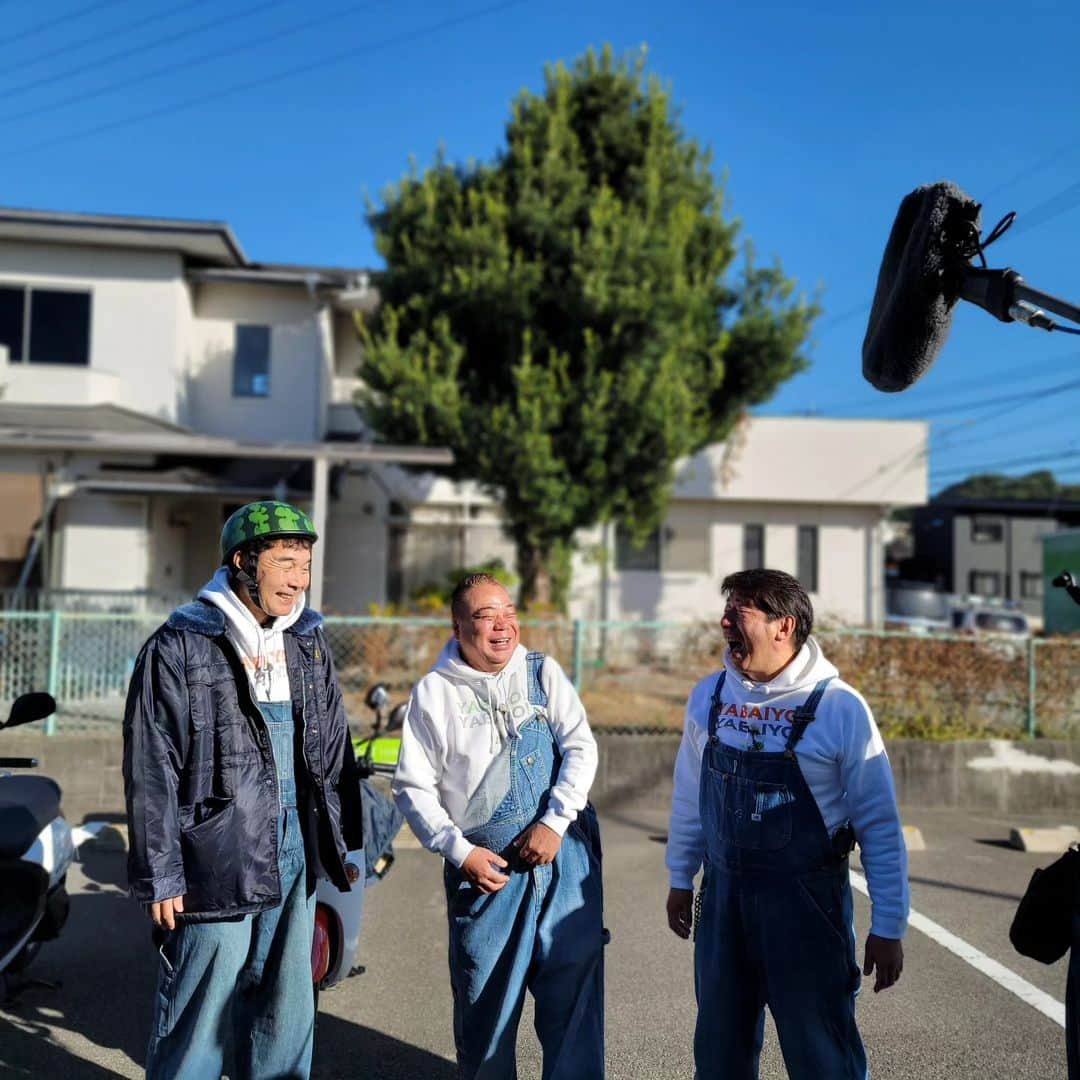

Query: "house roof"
<box><xmin>0</xmin><ymin>402</ymin><xmax>191</xmax><ymax>435</ymax></box>
<box><xmin>0</xmin><ymin>206</ymin><xmax>246</xmax><ymax>267</ymax></box>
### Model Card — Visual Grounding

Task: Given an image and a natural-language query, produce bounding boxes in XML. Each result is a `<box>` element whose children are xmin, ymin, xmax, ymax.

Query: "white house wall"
<box><xmin>188</xmin><ymin>281</ymin><xmax>325</xmax><ymax>442</ymax></box>
<box><xmin>55</xmin><ymin>494</ymin><xmax>150</xmax><ymax>592</ymax></box>
<box><xmin>0</xmin><ymin>240</ymin><xmax>186</xmax><ymax>420</ymax></box>
<box><xmin>568</xmin><ymin>503</ymin><xmax>884</xmax><ymax>627</ymax></box>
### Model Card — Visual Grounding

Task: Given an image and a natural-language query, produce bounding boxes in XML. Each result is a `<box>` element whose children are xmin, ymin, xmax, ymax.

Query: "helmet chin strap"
<box><xmin>233</xmin><ymin>554</ymin><xmax>270</xmax><ymax>621</ymax></box>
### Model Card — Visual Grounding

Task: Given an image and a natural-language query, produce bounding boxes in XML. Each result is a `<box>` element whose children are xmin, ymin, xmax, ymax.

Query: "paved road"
<box><xmin>0</xmin><ymin>806</ymin><xmax>1074</xmax><ymax>1078</ymax></box>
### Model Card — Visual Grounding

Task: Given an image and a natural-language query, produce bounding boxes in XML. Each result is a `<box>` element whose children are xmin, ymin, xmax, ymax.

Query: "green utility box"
<box><xmin>1043</xmin><ymin>530</ymin><xmax>1080</xmax><ymax>634</ymax></box>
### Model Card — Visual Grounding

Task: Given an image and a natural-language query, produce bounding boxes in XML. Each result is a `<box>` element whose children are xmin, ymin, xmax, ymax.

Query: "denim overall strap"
<box><xmin>525</xmin><ymin>651</ymin><xmax>548</xmax><ymax>709</ymax></box>
<box><xmin>783</xmin><ymin>676</ymin><xmax>836</xmax><ymax>757</ymax></box>
<box><xmin>258</xmin><ymin>701</ymin><xmax>296</xmax><ymax>811</ymax></box>
<box><xmin>707</xmin><ymin>671</ymin><xmax>727</xmax><ymax>740</ymax></box>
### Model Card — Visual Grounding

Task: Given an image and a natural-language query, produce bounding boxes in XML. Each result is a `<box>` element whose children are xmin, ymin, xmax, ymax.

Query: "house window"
<box><xmin>233</xmin><ymin>325</ymin><xmax>271</xmax><ymax>397</ymax></box>
<box><xmin>1020</xmin><ymin>572</ymin><xmax>1043</xmax><ymax>599</ymax></box>
<box><xmin>615</xmin><ymin>512</ymin><xmax>709</xmax><ymax>574</ymax></box>
<box><xmin>797</xmin><ymin>525</ymin><xmax>818</xmax><ymax>592</ymax></box>
<box><xmin>743</xmin><ymin>524</ymin><xmax>764</xmax><ymax>570</ymax></box>
<box><xmin>615</xmin><ymin>524</ymin><xmax>660</xmax><ymax>571</ymax></box>
<box><xmin>969</xmin><ymin>570</ymin><xmax>1002</xmax><ymax>597</ymax></box>
<box><xmin>971</xmin><ymin>516</ymin><xmax>1004</xmax><ymax>543</ymax></box>
<box><xmin>0</xmin><ymin>284</ymin><xmax>91</xmax><ymax>365</ymax></box>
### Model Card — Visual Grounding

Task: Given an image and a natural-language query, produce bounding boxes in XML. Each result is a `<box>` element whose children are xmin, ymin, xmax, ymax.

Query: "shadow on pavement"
<box><xmin>0</xmin><ymin>858</ymin><xmax>154</xmax><ymax>1077</ymax></box>
<box><xmin>313</xmin><ymin>1015</ymin><xmax>457</xmax><ymax>1079</ymax></box>
<box><xmin>909</xmin><ymin>873</ymin><xmax>1023</xmax><ymax>904</ymax></box>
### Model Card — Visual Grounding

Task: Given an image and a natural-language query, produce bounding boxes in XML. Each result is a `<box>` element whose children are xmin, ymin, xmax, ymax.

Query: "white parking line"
<box><xmin>850</xmin><ymin>871</ymin><xmax>1066</xmax><ymax>1028</ymax></box>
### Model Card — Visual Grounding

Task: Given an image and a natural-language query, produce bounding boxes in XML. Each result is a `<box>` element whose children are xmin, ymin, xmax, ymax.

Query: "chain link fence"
<box><xmin>0</xmin><ymin>611</ymin><xmax>1078</xmax><ymax>737</ymax></box>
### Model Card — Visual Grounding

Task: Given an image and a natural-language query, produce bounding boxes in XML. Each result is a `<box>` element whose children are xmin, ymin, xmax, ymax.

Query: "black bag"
<box><xmin>1009</xmin><ymin>843</ymin><xmax>1080</xmax><ymax>965</ymax></box>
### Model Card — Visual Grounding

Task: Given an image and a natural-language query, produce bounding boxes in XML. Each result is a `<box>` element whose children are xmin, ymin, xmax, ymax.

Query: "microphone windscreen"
<box><xmin>861</xmin><ymin>181</ymin><xmax>981</xmax><ymax>392</ymax></box>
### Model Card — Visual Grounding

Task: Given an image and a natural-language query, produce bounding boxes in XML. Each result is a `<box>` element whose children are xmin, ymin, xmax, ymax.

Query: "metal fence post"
<box><xmin>572</xmin><ymin>619</ymin><xmax>584</xmax><ymax>692</ymax></box>
<box><xmin>46</xmin><ymin>610</ymin><xmax>61</xmax><ymax>736</ymax></box>
<box><xmin>1026</xmin><ymin>636</ymin><xmax>1037</xmax><ymax>739</ymax></box>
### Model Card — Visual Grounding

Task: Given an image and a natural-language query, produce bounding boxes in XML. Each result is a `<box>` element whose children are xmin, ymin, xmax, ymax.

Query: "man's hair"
<box><xmin>229</xmin><ymin>535</ymin><xmax>314</xmax><ymax>580</ymax></box>
<box><xmin>720</xmin><ymin>569</ymin><xmax>814</xmax><ymax>651</ymax></box>
<box><xmin>450</xmin><ymin>573</ymin><xmax>505</xmax><ymax>619</ymax></box>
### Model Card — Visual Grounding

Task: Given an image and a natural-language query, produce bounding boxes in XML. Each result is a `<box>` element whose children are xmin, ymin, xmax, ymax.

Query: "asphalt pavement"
<box><xmin>0</xmin><ymin>805</ymin><xmax>1074</xmax><ymax>1079</ymax></box>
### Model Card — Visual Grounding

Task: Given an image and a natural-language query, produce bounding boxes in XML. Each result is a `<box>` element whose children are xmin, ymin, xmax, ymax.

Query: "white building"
<box><xmin>0</xmin><ymin>205</ymin><xmax>927</xmax><ymax>623</ymax></box>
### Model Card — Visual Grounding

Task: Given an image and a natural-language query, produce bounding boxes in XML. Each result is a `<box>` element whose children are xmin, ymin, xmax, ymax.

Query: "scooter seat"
<box><xmin>0</xmin><ymin>775</ymin><xmax>61</xmax><ymax>858</ymax></box>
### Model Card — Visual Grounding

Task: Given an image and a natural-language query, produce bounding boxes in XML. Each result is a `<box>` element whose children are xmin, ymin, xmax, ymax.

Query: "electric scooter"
<box><xmin>0</xmin><ymin>692</ymin><xmax>107</xmax><ymax>1002</ymax></box>
<box><xmin>311</xmin><ymin>683</ymin><xmax>406</xmax><ymax>995</ymax></box>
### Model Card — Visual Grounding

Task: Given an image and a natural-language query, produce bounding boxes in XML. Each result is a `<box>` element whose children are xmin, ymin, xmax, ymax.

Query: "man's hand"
<box><xmin>863</xmin><ymin>933</ymin><xmax>903</xmax><ymax>992</ymax></box>
<box><xmin>461</xmin><ymin>847</ymin><xmax>510</xmax><ymax>893</ymax></box>
<box><xmin>513</xmin><ymin>822</ymin><xmax>562</xmax><ymax>866</ymax></box>
<box><xmin>148</xmin><ymin>896</ymin><xmax>185</xmax><ymax>930</ymax></box>
<box><xmin>667</xmin><ymin>888</ymin><xmax>694</xmax><ymax>939</ymax></box>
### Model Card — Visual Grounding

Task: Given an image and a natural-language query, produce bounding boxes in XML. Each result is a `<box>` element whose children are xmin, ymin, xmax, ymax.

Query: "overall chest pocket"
<box><xmin>725</xmin><ymin>776</ymin><xmax>794</xmax><ymax>851</ymax></box>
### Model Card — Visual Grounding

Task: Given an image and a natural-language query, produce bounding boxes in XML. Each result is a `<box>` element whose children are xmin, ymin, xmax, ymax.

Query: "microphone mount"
<box><xmin>959</xmin><ymin>266</ymin><xmax>1080</xmax><ymax>334</ymax></box>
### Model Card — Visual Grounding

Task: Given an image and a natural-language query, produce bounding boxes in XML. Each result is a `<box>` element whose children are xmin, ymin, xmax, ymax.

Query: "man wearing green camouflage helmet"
<box><xmin>123</xmin><ymin>499</ymin><xmax>363</xmax><ymax>1080</ymax></box>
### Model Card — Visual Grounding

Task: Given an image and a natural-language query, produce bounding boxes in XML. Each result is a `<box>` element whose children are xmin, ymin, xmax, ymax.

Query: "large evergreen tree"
<box><xmin>358</xmin><ymin>47</ymin><xmax>817</xmax><ymax>608</ymax></box>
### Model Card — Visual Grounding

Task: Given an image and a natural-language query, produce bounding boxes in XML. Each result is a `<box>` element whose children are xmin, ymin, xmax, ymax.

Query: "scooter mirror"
<box><xmin>365</xmin><ymin>684</ymin><xmax>389</xmax><ymax>711</ymax></box>
<box><xmin>387</xmin><ymin>703</ymin><xmax>408</xmax><ymax>732</ymax></box>
<box><xmin>3</xmin><ymin>691</ymin><xmax>57</xmax><ymax>730</ymax></box>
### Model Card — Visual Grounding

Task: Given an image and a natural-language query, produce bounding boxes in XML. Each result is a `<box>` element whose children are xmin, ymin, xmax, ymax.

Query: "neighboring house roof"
<box><xmin>0</xmin><ymin>402</ymin><xmax>191</xmax><ymax>434</ymax></box>
<box><xmin>0</xmin><ymin>206</ymin><xmax>246</xmax><ymax>267</ymax></box>
<box><xmin>920</xmin><ymin>497</ymin><xmax>1080</xmax><ymax>516</ymax></box>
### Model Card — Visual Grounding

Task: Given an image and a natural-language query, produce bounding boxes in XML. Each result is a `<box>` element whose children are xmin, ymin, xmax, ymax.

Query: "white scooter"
<box><xmin>0</xmin><ymin>692</ymin><xmax>107</xmax><ymax>1002</ymax></box>
<box><xmin>311</xmin><ymin>683</ymin><xmax>406</xmax><ymax>997</ymax></box>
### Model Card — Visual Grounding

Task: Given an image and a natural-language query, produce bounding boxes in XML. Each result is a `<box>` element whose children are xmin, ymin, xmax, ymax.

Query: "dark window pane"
<box><xmin>968</xmin><ymin>570</ymin><xmax>1001</xmax><ymax>597</ymax></box>
<box><xmin>615</xmin><ymin>523</ymin><xmax>660</xmax><ymax>571</ymax></box>
<box><xmin>797</xmin><ymin>525</ymin><xmax>818</xmax><ymax>592</ymax></box>
<box><xmin>28</xmin><ymin>289</ymin><xmax>91</xmax><ymax>365</ymax></box>
<box><xmin>0</xmin><ymin>286</ymin><xmax>26</xmax><ymax>362</ymax></box>
<box><xmin>1020</xmin><ymin>572</ymin><xmax>1043</xmax><ymax>599</ymax></box>
<box><xmin>743</xmin><ymin>524</ymin><xmax>764</xmax><ymax>569</ymax></box>
<box><xmin>233</xmin><ymin>325</ymin><xmax>271</xmax><ymax>397</ymax></box>
<box><xmin>971</xmin><ymin>517</ymin><xmax>1003</xmax><ymax>543</ymax></box>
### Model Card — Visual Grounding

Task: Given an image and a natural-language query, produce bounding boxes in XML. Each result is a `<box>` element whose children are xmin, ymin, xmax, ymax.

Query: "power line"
<box><xmin>931</xmin><ymin>448</ymin><xmax>1080</xmax><ymax>479</ymax></box>
<box><xmin>0</xmin><ymin>0</ymin><xmax>219</xmax><ymax>85</ymax></box>
<box><xmin>0</xmin><ymin>0</ymin><xmax>299</xmax><ymax>121</ymax></box>
<box><xmin>0</xmin><ymin>0</ymin><xmax>130</xmax><ymax>48</ymax></box>
<box><xmin>3</xmin><ymin>0</ymin><xmax>529</xmax><ymax>158</ymax></box>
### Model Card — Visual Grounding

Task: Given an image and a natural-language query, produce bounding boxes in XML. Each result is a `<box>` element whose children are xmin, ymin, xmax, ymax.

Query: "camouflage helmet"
<box><xmin>220</xmin><ymin>500</ymin><xmax>318</xmax><ymax>564</ymax></box>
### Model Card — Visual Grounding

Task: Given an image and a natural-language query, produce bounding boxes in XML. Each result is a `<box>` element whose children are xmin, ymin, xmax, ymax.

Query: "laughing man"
<box><xmin>666</xmin><ymin>568</ymin><xmax>908</xmax><ymax>1080</ymax></box>
<box><xmin>392</xmin><ymin>573</ymin><xmax>606</xmax><ymax>1079</ymax></box>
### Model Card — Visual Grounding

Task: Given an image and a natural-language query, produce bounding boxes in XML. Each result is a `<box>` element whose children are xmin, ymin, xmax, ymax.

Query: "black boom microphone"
<box><xmin>862</xmin><ymin>180</ymin><xmax>1080</xmax><ymax>392</ymax></box>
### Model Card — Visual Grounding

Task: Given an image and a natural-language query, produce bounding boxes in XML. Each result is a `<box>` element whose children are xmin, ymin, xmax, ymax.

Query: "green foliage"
<box><xmin>408</xmin><ymin>558</ymin><xmax>518</xmax><ymax>612</ymax></box>
<box><xmin>938</xmin><ymin>469</ymin><xmax>1080</xmax><ymax>502</ymax></box>
<box><xmin>358</xmin><ymin>45</ymin><xmax>817</xmax><ymax>607</ymax></box>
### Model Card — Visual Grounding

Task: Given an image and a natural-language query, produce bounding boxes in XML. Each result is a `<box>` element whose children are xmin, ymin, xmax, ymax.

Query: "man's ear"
<box><xmin>775</xmin><ymin>614</ymin><xmax>797</xmax><ymax>643</ymax></box>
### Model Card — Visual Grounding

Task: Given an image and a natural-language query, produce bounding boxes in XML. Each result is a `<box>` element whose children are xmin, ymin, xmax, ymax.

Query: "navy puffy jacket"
<box><xmin>123</xmin><ymin>599</ymin><xmax>363</xmax><ymax>918</ymax></box>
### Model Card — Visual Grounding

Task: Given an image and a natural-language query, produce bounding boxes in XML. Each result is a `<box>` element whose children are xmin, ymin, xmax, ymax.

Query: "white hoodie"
<box><xmin>392</xmin><ymin>640</ymin><xmax>598</xmax><ymax>868</ymax></box>
<box><xmin>198</xmin><ymin>567</ymin><xmax>305</xmax><ymax>703</ymax></box>
<box><xmin>666</xmin><ymin>637</ymin><xmax>909</xmax><ymax>940</ymax></box>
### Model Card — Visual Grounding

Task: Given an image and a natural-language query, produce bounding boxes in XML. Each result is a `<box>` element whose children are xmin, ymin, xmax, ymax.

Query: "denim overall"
<box><xmin>147</xmin><ymin>700</ymin><xmax>316</xmax><ymax>1080</ymax></box>
<box><xmin>693</xmin><ymin>671</ymin><xmax>867</xmax><ymax>1080</ymax></box>
<box><xmin>443</xmin><ymin>652</ymin><xmax>606</xmax><ymax>1080</ymax></box>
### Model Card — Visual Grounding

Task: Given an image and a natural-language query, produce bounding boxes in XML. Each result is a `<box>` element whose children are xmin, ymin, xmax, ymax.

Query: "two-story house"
<box><xmin>0</xmin><ymin>206</ymin><xmax>449</xmax><ymax>609</ymax></box>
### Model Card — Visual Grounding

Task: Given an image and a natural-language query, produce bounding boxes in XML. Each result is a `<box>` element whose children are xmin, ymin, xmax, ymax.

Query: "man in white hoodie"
<box><xmin>666</xmin><ymin>569</ymin><xmax>907</xmax><ymax>1080</ymax></box>
<box><xmin>123</xmin><ymin>500</ymin><xmax>362</xmax><ymax>1080</ymax></box>
<box><xmin>392</xmin><ymin>573</ymin><xmax>605</xmax><ymax>1080</ymax></box>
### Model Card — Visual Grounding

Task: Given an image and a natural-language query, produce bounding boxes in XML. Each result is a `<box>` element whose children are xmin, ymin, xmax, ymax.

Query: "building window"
<box><xmin>0</xmin><ymin>284</ymin><xmax>91</xmax><ymax>366</ymax></box>
<box><xmin>743</xmin><ymin>524</ymin><xmax>764</xmax><ymax>570</ymax></box>
<box><xmin>233</xmin><ymin>324</ymin><xmax>271</xmax><ymax>397</ymax></box>
<box><xmin>615</xmin><ymin>524</ymin><xmax>660</xmax><ymax>571</ymax></box>
<box><xmin>797</xmin><ymin>525</ymin><xmax>818</xmax><ymax>592</ymax></box>
<box><xmin>1020</xmin><ymin>572</ymin><xmax>1043</xmax><ymax>599</ymax></box>
<box><xmin>969</xmin><ymin>570</ymin><xmax>1002</xmax><ymax>597</ymax></box>
<box><xmin>971</xmin><ymin>516</ymin><xmax>1004</xmax><ymax>543</ymax></box>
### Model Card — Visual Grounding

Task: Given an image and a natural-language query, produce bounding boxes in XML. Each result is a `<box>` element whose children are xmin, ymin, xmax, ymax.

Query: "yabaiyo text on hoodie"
<box><xmin>456</xmin><ymin>671</ymin><xmax>532</xmax><ymax>731</ymax></box>
<box><xmin>713</xmin><ymin>701</ymin><xmax>803</xmax><ymax>743</ymax></box>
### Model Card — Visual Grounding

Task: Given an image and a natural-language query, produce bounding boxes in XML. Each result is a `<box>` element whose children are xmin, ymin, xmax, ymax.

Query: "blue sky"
<box><xmin>3</xmin><ymin>0</ymin><xmax>1079</xmax><ymax>496</ymax></box>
